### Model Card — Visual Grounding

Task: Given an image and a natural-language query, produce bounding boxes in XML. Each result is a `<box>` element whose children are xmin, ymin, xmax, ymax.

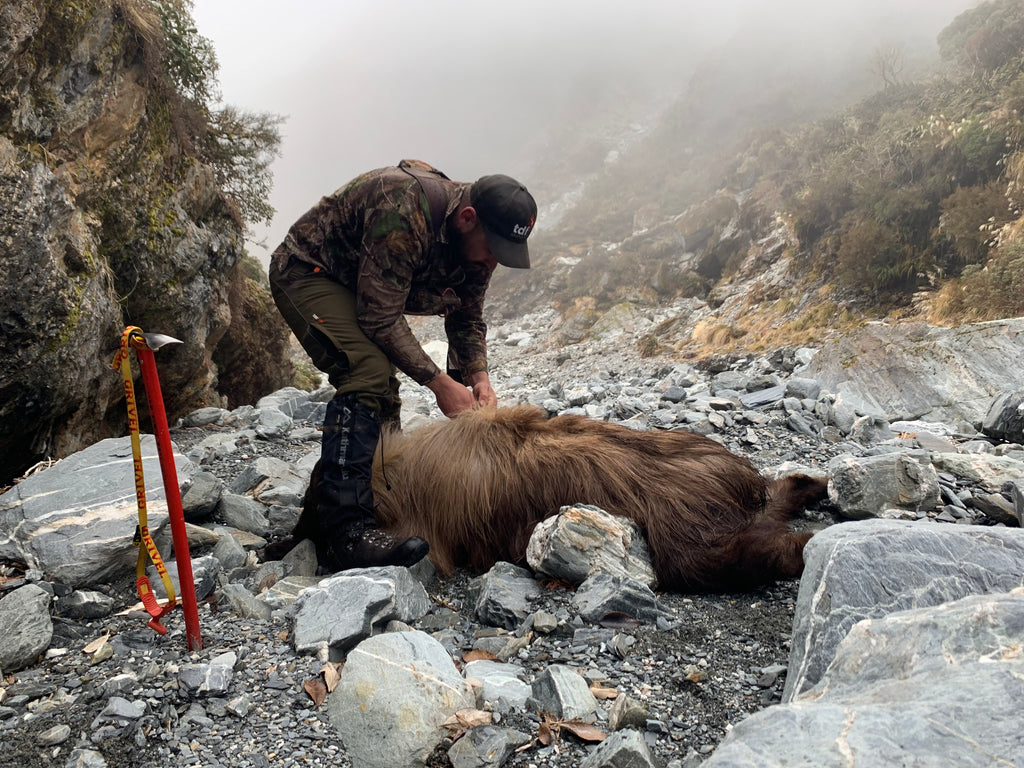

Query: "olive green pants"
<box><xmin>269</xmin><ymin>258</ymin><xmax>402</xmax><ymax>422</ymax></box>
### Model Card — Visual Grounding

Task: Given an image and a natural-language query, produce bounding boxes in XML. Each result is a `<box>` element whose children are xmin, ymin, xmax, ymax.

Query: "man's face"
<box><xmin>459</xmin><ymin>224</ymin><xmax>498</xmax><ymax>272</ymax></box>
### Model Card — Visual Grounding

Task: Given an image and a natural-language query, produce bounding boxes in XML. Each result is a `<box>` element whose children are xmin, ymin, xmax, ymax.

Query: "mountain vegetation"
<box><xmin>492</xmin><ymin>0</ymin><xmax>1024</xmax><ymax>355</ymax></box>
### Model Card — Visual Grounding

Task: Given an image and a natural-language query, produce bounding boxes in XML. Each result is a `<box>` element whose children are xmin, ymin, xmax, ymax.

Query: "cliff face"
<box><xmin>0</xmin><ymin>0</ymin><xmax>292</xmax><ymax>484</ymax></box>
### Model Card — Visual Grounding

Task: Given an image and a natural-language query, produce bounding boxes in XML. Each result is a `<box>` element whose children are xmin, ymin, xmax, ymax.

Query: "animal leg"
<box><xmin>725</xmin><ymin>522</ymin><xmax>813</xmax><ymax>589</ymax></box>
<box><xmin>765</xmin><ymin>474</ymin><xmax>829</xmax><ymax>521</ymax></box>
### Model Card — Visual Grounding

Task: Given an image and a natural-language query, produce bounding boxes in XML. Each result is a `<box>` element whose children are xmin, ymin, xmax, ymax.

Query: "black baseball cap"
<box><xmin>470</xmin><ymin>174</ymin><xmax>537</xmax><ymax>269</ymax></box>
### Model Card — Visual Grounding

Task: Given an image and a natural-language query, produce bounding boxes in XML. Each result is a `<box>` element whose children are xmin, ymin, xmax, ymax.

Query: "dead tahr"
<box><xmin>273</xmin><ymin>405</ymin><xmax>829</xmax><ymax>592</ymax></box>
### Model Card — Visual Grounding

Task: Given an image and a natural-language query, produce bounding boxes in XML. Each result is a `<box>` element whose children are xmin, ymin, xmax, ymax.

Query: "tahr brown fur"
<box><xmin>284</xmin><ymin>405</ymin><xmax>828</xmax><ymax>592</ymax></box>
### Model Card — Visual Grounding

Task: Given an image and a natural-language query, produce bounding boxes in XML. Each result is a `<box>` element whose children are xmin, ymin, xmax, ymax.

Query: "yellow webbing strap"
<box><xmin>112</xmin><ymin>326</ymin><xmax>177</xmax><ymax>634</ymax></box>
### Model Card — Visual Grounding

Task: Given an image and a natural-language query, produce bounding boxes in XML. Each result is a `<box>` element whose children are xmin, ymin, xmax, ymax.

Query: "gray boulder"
<box><xmin>216</xmin><ymin>493</ymin><xmax>269</xmax><ymax>537</ymax></box>
<box><xmin>982</xmin><ymin>390</ymin><xmax>1024</xmax><ymax>444</ymax></box>
<box><xmin>0</xmin><ymin>436</ymin><xmax>194</xmax><ymax>586</ymax></box>
<box><xmin>929</xmin><ymin>452</ymin><xmax>1024</xmax><ymax>489</ymax></box>
<box><xmin>528</xmin><ymin>664</ymin><xmax>598</xmax><ymax>723</ymax></box>
<box><xmin>327</xmin><ymin>630</ymin><xmax>474</xmax><ymax>768</ymax></box>
<box><xmin>526</xmin><ymin>504</ymin><xmax>656</xmax><ymax>588</ymax></box>
<box><xmin>448</xmin><ymin>725</ymin><xmax>532</xmax><ymax>768</ymax></box>
<box><xmin>0</xmin><ymin>584</ymin><xmax>52</xmax><ymax>672</ymax></box>
<box><xmin>581</xmin><ymin>729</ymin><xmax>660</xmax><ymax>768</ymax></box>
<box><xmin>785</xmin><ymin>377</ymin><xmax>821</xmax><ymax>401</ymax></box>
<box><xmin>827</xmin><ymin>451</ymin><xmax>940</xmax><ymax>519</ymax></box>
<box><xmin>784</xmin><ymin>520</ymin><xmax>1024</xmax><ymax>700</ymax></box>
<box><xmin>180</xmin><ymin>471</ymin><xmax>223</xmax><ymax>522</ymax></box>
<box><xmin>230</xmin><ymin>456</ymin><xmax>307</xmax><ymax>495</ymax></box>
<box><xmin>463</xmin><ymin>659</ymin><xmax>531</xmax><ymax>711</ymax></box>
<box><xmin>291</xmin><ymin>566</ymin><xmax>431</xmax><ymax>659</ymax></box>
<box><xmin>704</xmin><ymin>591</ymin><xmax>1024</xmax><ymax>768</ymax></box>
<box><xmin>178</xmin><ymin>651</ymin><xmax>237</xmax><ymax>697</ymax></box>
<box><xmin>57</xmin><ymin>589</ymin><xmax>116</xmax><ymax>619</ymax></box>
<box><xmin>572</xmin><ymin>573</ymin><xmax>664</xmax><ymax>624</ymax></box>
<box><xmin>467</xmin><ymin>562</ymin><xmax>542</xmax><ymax>630</ymax></box>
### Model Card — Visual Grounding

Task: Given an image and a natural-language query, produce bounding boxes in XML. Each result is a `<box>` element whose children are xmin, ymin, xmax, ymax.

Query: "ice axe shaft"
<box><xmin>128</xmin><ymin>329</ymin><xmax>202</xmax><ymax>651</ymax></box>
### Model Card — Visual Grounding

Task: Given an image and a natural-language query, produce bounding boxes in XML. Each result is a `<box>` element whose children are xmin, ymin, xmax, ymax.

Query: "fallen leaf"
<box><xmin>589</xmin><ymin>683</ymin><xmax>619</xmax><ymax>700</ymax></box>
<box><xmin>462</xmin><ymin>649</ymin><xmax>499</xmax><ymax>663</ymax></box>
<box><xmin>82</xmin><ymin>633</ymin><xmax>110</xmax><ymax>655</ymax></box>
<box><xmin>89</xmin><ymin>642</ymin><xmax>114</xmax><ymax>665</ymax></box>
<box><xmin>321</xmin><ymin>662</ymin><xmax>342</xmax><ymax>692</ymax></box>
<box><xmin>537</xmin><ymin>722</ymin><xmax>553</xmax><ymax>746</ymax></box>
<box><xmin>303</xmin><ymin>678</ymin><xmax>327</xmax><ymax>708</ymax></box>
<box><xmin>559</xmin><ymin>721</ymin><xmax>607</xmax><ymax>743</ymax></box>
<box><xmin>277</xmin><ymin>629</ymin><xmax>289</xmax><ymax>643</ymax></box>
<box><xmin>455</xmin><ymin>708</ymin><xmax>492</xmax><ymax>728</ymax></box>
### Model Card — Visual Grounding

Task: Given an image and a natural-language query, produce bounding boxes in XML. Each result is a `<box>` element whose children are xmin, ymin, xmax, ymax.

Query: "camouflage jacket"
<box><xmin>269</xmin><ymin>160</ymin><xmax>491</xmax><ymax>385</ymax></box>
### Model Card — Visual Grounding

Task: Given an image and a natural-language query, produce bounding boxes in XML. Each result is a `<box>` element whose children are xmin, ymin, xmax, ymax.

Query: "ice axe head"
<box><xmin>139</xmin><ymin>332</ymin><xmax>182</xmax><ymax>350</ymax></box>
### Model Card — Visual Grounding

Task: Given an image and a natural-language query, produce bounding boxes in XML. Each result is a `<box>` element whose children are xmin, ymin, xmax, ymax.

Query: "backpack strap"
<box><xmin>398</xmin><ymin>159</ymin><xmax>451</xmax><ymax>243</ymax></box>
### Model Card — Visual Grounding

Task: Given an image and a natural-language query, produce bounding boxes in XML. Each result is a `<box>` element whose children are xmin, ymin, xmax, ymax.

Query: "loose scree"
<box><xmin>282</xmin><ymin>405</ymin><xmax>829</xmax><ymax>592</ymax></box>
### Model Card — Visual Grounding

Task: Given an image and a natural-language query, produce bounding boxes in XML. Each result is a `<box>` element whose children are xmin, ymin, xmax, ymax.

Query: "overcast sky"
<box><xmin>190</xmin><ymin>0</ymin><xmax>980</xmax><ymax>258</ymax></box>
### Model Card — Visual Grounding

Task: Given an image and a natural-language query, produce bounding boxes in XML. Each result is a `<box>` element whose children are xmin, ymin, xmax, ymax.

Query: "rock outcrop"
<box><xmin>0</xmin><ymin>0</ymin><xmax>292</xmax><ymax>485</ymax></box>
<box><xmin>802</xmin><ymin>319</ymin><xmax>1024</xmax><ymax>426</ymax></box>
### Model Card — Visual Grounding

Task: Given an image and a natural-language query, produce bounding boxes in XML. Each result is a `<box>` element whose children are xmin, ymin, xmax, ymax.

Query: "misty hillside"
<box><xmin>491</xmin><ymin>0</ymin><xmax>1024</xmax><ymax>359</ymax></box>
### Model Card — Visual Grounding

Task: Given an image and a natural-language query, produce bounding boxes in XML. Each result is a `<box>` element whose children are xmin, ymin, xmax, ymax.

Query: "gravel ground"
<box><xmin>0</xmin><ymin>322</ymin><xmax>849</xmax><ymax>768</ymax></box>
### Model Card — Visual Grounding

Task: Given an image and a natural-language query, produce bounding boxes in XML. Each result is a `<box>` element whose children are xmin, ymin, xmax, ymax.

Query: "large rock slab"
<box><xmin>806</xmin><ymin>590</ymin><xmax>1024</xmax><ymax>699</ymax></box>
<box><xmin>802</xmin><ymin>318</ymin><xmax>1024</xmax><ymax>425</ymax></box>
<box><xmin>928</xmin><ymin>452</ymin><xmax>1024</xmax><ymax>489</ymax></box>
<box><xmin>704</xmin><ymin>591</ymin><xmax>1024</xmax><ymax>768</ymax></box>
<box><xmin>783</xmin><ymin>520</ymin><xmax>1024</xmax><ymax>701</ymax></box>
<box><xmin>326</xmin><ymin>630</ymin><xmax>474</xmax><ymax>768</ymax></box>
<box><xmin>0</xmin><ymin>436</ymin><xmax>196</xmax><ymax>586</ymax></box>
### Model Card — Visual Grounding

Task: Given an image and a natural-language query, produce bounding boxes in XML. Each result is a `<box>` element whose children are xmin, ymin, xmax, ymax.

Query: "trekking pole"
<box><xmin>113</xmin><ymin>326</ymin><xmax>203</xmax><ymax>651</ymax></box>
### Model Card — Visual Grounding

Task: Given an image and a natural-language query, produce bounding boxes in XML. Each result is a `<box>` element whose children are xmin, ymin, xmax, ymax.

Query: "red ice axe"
<box><xmin>112</xmin><ymin>326</ymin><xmax>202</xmax><ymax>650</ymax></box>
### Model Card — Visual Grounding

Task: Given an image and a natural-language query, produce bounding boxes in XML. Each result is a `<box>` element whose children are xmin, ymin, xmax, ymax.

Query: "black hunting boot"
<box><xmin>314</xmin><ymin>393</ymin><xmax>428</xmax><ymax>572</ymax></box>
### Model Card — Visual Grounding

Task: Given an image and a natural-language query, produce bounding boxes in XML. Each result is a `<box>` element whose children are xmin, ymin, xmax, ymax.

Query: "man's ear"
<box><xmin>454</xmin><ymin>205</ymin><xmax>479</xmax><ymax>233</ymax></box>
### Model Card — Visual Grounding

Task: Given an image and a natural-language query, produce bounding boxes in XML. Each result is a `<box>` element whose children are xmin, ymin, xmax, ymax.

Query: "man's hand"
<box><xmin>426</xmin><ymin>373</ymin><xmax>476</xmax><ymax>417</ymax></box>
<box><xmin>466</xmin><ymin>371</ymin><xmax>497</xmax><ymax>408</ymax></box>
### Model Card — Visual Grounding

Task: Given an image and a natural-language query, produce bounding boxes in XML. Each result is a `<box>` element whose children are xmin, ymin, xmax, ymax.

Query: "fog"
<box><xmin>191</xmin><ymin>0</ymin><xmax>981</xmax><ymax>258</ymax></box>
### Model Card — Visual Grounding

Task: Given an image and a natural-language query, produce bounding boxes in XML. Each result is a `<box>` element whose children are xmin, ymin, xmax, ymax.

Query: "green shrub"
<box><xmin>955</xmin><ymin>119</ymin><xmax>1006</xmax><ymax>185</ymax></box>
<box><xmin>935</xmin><ymin>182</ymin><xmax>1011</xmax><ymax>269</ymax></box>
<box><xmin>938</xmin><ymin>0</ymin><xmax>1024</xmax><ymax>73</ymax></box>
<box><xmin>836</xmin><ymin>214</ymin><xmax>917</xmax><ymax>294</ymax></box>
<box><xmin>932</xmin><ymin>243</ymin><xmax>1024</xmax><ymax>319</ymax></box>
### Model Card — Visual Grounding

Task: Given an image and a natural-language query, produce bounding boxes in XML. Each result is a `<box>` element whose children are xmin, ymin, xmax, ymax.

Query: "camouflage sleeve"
<box><xmin>354</xmin><ymin>205</ymin><xmax>443</xmax><ymax>385</ymax></box>
<box><xmin>444</xmin><ymin>267</ymin><xmax>491</xmax><ymax>379</ymax></box>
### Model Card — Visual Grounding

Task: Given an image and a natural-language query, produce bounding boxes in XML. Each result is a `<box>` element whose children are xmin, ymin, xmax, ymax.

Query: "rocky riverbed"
<box><xmin>2</xmin><ymin>311</ymin><xmax>1022</xmax><ymax>768</ymax></box>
